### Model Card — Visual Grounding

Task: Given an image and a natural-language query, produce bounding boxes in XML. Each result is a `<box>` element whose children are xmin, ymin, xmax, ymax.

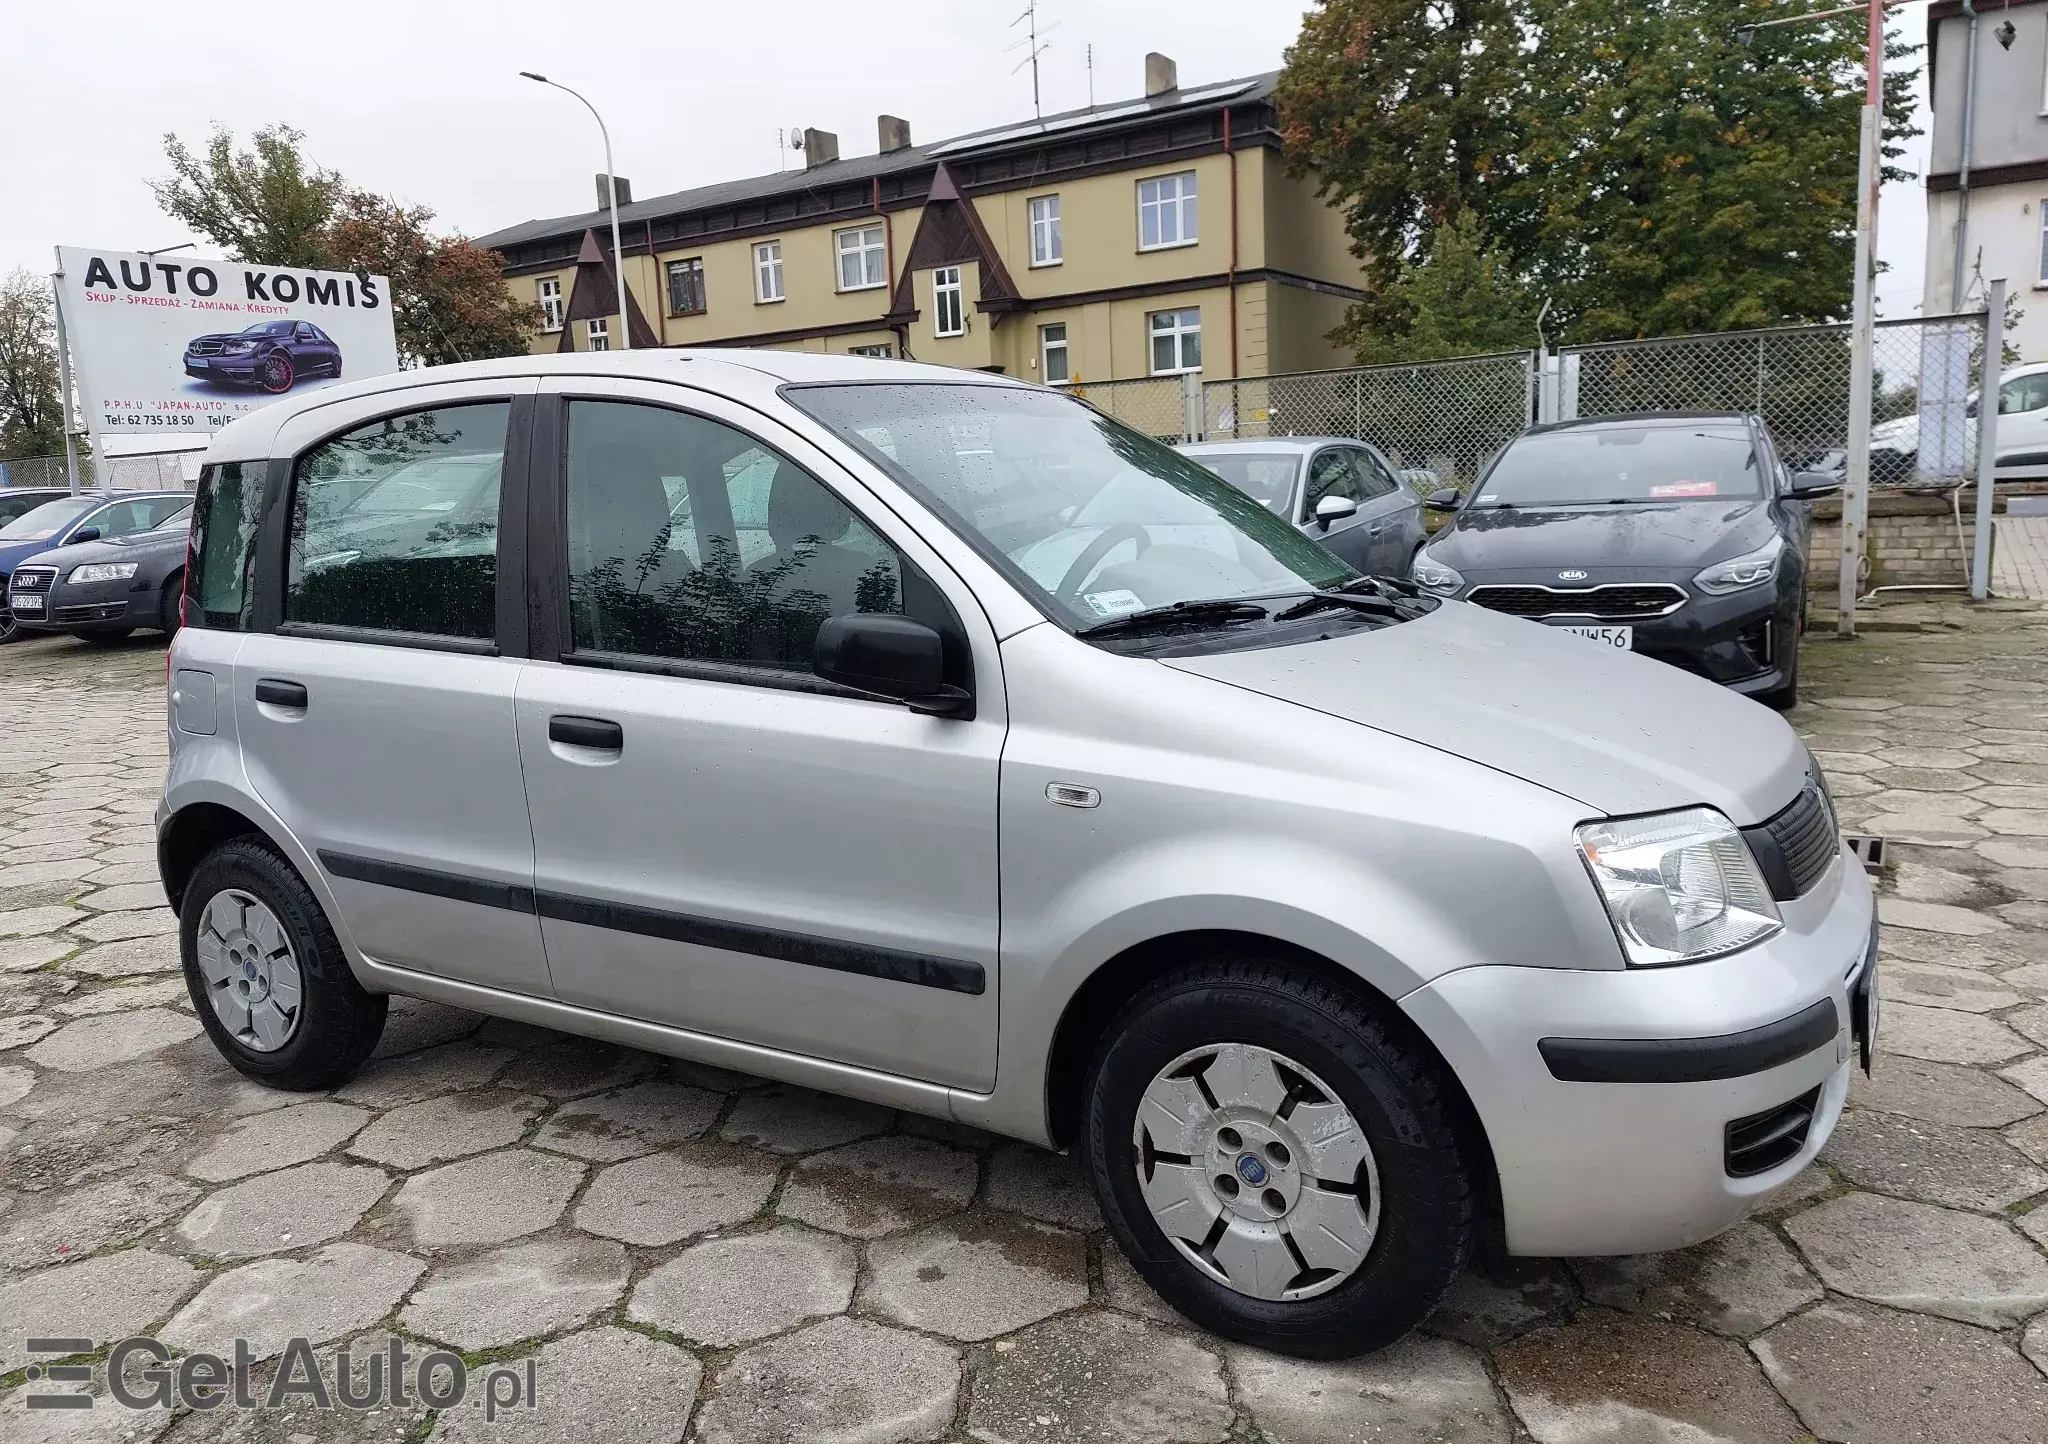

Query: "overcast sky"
<box><xmin>0</xmin><ymin>0</ymin><xmax>1931</xmax><ymax>317</ymax></box>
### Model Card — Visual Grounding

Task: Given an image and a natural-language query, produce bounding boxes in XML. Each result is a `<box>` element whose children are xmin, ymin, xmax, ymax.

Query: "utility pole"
<box><xmin>1836</xmin><ymin>0</ymin><xmax>1882</xmax><ymax>636</ymax></box>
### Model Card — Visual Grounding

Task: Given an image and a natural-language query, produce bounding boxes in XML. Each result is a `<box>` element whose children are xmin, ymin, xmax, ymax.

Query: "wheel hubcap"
<box><xmin>1132</xmin><ymin>1042</ymin><xmax>1379</xmax><ymax>1301</ymax></box>
<box><xmin>195</xmin><ymin>889</ymin><xmax>302</xmax><ymax>1052</ymax></box>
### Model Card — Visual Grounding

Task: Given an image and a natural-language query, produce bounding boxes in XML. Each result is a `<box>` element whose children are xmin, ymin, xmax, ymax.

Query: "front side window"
<box><xmin>666</xmin><ymin>257</ymin><xmax>706</xmax><ymax>316</ymax></box>
<box><xmin>1304</xmin><ymin>449</ymin><xmax>1366</xmax><ymax>518</ymax></box>
<box><xmin>1149</xmin><ymin>308</ymin><xmax>1201</xmax><ymax>375</ymax></box>
<box><xmin>586</xmin><ymin>317</ymin><xmax>610</xmax><ymax>352</ymax></box>
<box><xmin>1040</xmin><ymin>323</ymin><xmax>1069</xmax><ymax>384</ymax></box>
<box><xmin>1475</xmin><ymin>426</ymin><xmax>1763</xmax><ymax>507</ymax></box>
<box><xmin>1354</xmin><ymin>448</ymin><xmax>1400</xmax><ymax>499</ymax></box>
<box><xmin>538</xmin><ymin>277</ymin><xmax>564</xmax><ymax>332</ymax></box>
<box><xmin>1029</xmin><ymin>195</ymin><xmax>1062</xmax><ymax>266</ymax></box>
<box><xmin>1138</xmin><ymin>172</ymin><xmax>1198</xmax><ymax>250</ymax></box>
<box><xmin>564</xmin><ymin>400</ymin><xmax>905</xmax><ymax>670</ymax></box>
<box><xmin>933</xmin><ymin>266</ymin><xmax>964</xmax><ymax>338</ymax></box>
<box><xmin>755</xmin><ymin>241</ymin><xmax>785</xmax><ymax>303</ymax></box>
<box><xmin>0</xmin><ymin>497</ymin><xmax>95</xmax><ymax>542</ymax></box>
<box><xmin>189</xmin><ymin>463</ymin><xmax>263</xmax><ymax>629</ymax></box>
<box><xmin>2001</xmin><ymin>373</ymin><xmax>2048</xmax><ymax>414</ymax></box>
<box><xmin>787</xmin><ymin>383</ymin><xmax>1353</xmax><ymax>631</ymax></box>
<box><xmin>87</xmin><ymin>496</ymin><xmax>190</xmax><ymax>539</ymax></box>
<box><xmin>835</xmin><ymin>226</ymin><xmax>887</xmax><ymax>291</ymax></box>
<box><xmin>287</xmin><ymin>403</ymin><xmax>507</xmax><ymax>639</ymax></box>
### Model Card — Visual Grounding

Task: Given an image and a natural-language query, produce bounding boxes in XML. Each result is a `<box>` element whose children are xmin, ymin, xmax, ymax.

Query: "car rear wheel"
<box><xmin>159</xmin><ymin>575</ymin><xmax>183</xmax><ymax>638</ymax></box>
<box><xmin>1084</xmin><ymin>956</ymin><xmax>1478</xmax><ymax>1358</ymax></box>
<box><xmin>181</xmin><ymin>838</ymin><xmax>386</xmax><ymax>1090</ymax></box>
<box><xmin>259</xmin><ymin>351</ymin><xmax>295</xmax><ymax>393</ymax></box>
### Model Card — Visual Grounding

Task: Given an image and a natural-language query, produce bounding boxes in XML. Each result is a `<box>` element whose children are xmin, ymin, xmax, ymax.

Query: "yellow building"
<box><xmin>474</xmin><ymin>56</ymin><xmax>1368</xmax><ymax>384</ymax></box>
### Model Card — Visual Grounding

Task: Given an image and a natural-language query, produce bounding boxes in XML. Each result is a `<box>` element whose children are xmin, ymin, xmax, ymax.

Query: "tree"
<box><xmin>1277</xmin><ymin>0</ymin><xmax>1920</xmax><ymax>355</ymax></box>
<box><xmin>1345</xmin><ymin>212</ymin><xmax>1541</xmax><ymax>363</ymax></box>
<box><xmin>151</xmin><ymin>125</ymin><xmax>342</xmax><ymax>268</ymax></box>
<box><xmin>324</xmin><ymin>191</ymin><xmax>539</xmax><ymax>367</ymax></box>
<box><xmin>0</xmin><ymin>269</ymin><xmax>65</xmax><ymax>459</ymax></box>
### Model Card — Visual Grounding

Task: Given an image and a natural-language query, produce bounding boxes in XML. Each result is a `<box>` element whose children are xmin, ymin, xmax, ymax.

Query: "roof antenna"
<box><xmin>1086</xmin><ymin>42</ymin><xmax>1094</xmax><ymax>109</ymax></box>
<box><xmin>1006</xmin><ymin>1</ymin><xmax>1056</xmax><ymax>120</ymax></box>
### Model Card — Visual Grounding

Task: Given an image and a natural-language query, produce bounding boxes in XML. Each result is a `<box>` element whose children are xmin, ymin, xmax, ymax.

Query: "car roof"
<box><xmin>200</xmin><ymin>350</ymin><xmax>1036</xmax><ymax>464</ymax></box>
<box><xmin>1523</xmin><ymin>412</ymin><xmax>1757</xmax><ymax>436</ymax></box>
<box><xmin>1177</xmin><ymin>439</ymin><xmax>1353</xmax><ymax>455</ymax></box>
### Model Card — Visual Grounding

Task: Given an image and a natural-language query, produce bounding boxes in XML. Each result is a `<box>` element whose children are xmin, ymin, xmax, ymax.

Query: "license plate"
<box><xmin>10</xmin><ymin>594</ymin><xmax>42</xmax><ymax>613</ymax></box>
<box><xmin>1556</xmin><ymin>624</ymin><xmax>1631</xmax><ymax>649</ymax></box>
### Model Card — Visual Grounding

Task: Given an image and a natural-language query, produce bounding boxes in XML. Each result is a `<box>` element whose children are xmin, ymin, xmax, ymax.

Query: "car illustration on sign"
<box><xmin>184</xmin><ymin>320</ymin><xmax>343</xmax><ymax>394</ymax></box>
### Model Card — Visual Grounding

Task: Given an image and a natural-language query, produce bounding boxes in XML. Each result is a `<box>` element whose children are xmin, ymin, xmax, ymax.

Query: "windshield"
<box><xmin>240</xmin><ymin>322</ymin><xmax>283</xmax><ymax>335</ymax></box>
<box><xmin>1182</xmin><ymin>452</ymin><xmax>1300</xmax><ymax>516</ymax></box>
<box><xmin>787</xmin><ymin>384</ymin><xmax>1354</xmax><ymax>627</ymax></box>
<box><xmin>0</xmin><ymin>496</ymin><xmax>96</xmax><ymax>541</ymax></box>
<box><xmin>1476</xmin><ymin>426</ymin><xmax>1762</xmax><ymax>507</ymax></box>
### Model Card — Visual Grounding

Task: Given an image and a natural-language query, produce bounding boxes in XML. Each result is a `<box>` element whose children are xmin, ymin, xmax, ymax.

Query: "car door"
<box><xmin>514</xmin><ymin>379</ymin><xmax>1005</xmax><ymax>1091</ymax></box>
<box><xmin>231</xmin><ymin>378</ymin><xmax>554</xmax><ymax>998</ymax></box>
<box><xmin>1351</xmin><ymin>445</ymin><xmax>1425</xmax><ymax>574</ymax></box>
<box><xmin>1301</xmin><ymin>447</ymin><xmax>1374</xmax><ymax>569</ymax></box>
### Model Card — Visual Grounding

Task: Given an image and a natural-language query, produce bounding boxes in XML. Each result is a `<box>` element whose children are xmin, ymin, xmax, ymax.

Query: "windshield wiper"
<box><xmin>1074</xmin><ymin>598</ymin><xmax>1272</xmax><ymax>638</ymax></box>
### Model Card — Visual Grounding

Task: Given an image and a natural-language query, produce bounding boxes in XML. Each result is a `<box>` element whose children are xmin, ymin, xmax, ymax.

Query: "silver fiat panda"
<box><xmin>159</xmin><ymin>350</ymin><xmax>1877</xmax><ymax>1359</ymax></box>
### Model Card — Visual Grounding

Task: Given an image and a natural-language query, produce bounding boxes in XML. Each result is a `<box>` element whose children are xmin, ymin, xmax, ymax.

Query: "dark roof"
<box><xmin>473</xmin><ymin>72</ymin><xmax>1280</xmax><ymax>253</ymax></box>
<box><xmin>1526</xmin><ymin>412</ymin><xmax>1758</xmax><ymax>434</ymax></box>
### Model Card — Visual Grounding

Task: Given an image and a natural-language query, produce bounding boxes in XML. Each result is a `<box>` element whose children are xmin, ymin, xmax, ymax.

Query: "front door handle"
<box><xmin>254</xmin><ymin>679</ymin><xmax>307</xmax><ymax>708</ymax></box>
<box><xmin>549</xmin><ymin>715</ymin><xmax>623</xmax><ymax>750</ymax></box>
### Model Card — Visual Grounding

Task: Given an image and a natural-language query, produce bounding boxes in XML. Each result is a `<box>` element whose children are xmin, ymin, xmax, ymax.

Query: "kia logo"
<box><xmin>1558</xmin><ymin>569</ymin><xmax>1589</xmax><ymax>581</ymax></box>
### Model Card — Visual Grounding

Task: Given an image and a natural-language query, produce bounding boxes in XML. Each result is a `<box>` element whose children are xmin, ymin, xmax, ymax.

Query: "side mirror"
<box><xmin>1313</xmin><ymin>494</ymin><xmax>1358</xmax><ymax>529</ymax></box>
<box><xmin>814</xmin><ymin>614</ymin><xmax>972</xmax><ymax>719</ymax></box>
<box><xmin>69</xmin><ymin>525</ymin><xmax>100</xmax><ymax>543</ymax></box>
<box><xmin>1423</xmin><ymin>488</ymin><xmax>1461</xmax><ymax>512</ymax></box>
<box><xmin>1790</xmin><ymin>471</ymin><xmax>1840</xmax><ymax>497</ymax></box>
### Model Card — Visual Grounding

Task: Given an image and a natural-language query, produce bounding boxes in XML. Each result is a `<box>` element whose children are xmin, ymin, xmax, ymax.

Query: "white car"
<box><xmin>1862</xmin><ymin>360</ymin><xmax>2048</xmax><ymax>481</ymax></box>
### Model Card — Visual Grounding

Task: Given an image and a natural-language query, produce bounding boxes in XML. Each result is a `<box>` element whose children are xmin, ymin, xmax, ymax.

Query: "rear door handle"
<box><xmin>549</xmin><ymin>715</ymin><xmax>623</xmax><ymax>750</ymax></box>
<box><xmin>255</xmin><ymin>679</ymin><xmax>308</xmax><ymax>708</ymax></box>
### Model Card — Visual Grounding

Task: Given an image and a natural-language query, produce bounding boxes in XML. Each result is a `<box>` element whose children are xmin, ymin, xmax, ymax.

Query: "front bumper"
<box><xmin>9</xmin><ymin>574</ymin><xmax>143</xmax><ymax>633</ymax></box>
<box><xmin>1401</xmin><ymin>847</ymin><xmax>1874</xmax><ymax>1257</ymax></box>
<box><xmin>185</xmin><ymin>356</ymin><xmax>259</xmax><ymax>381</ymax></box>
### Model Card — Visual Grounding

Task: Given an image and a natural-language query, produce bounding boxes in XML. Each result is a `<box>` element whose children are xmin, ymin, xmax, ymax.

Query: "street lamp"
<box><xmin>520</xmin><ymin>71</ymin><xmax>632</xmax><ymax>350</ymax></box>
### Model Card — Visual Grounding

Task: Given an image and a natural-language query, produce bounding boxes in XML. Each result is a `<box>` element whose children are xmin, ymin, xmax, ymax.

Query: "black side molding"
<box><xmin>534</xmin><ymin>891</ymin><xmax>987</xmax><ymax>997</ymax></box>
<box><xmin>1539</xmin><ymin>997</ymin><xmax>1840</xmax><ymax>1084</ymax></box>
<box><xmin>319</xmin><ymin>851</ymin><xmax>535</xmax><ymax>914</ymax></box>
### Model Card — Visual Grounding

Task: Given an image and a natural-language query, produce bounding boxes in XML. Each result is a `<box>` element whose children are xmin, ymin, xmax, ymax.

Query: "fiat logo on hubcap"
<box><xmin>1235</xmin><ymin>1153</ymin><xmax>1269</xmax><ymax>1186</ymax></box>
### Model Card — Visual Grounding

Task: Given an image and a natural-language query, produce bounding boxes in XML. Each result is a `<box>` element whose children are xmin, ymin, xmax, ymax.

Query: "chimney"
<box><xmin>1145</xmin><ymin>52</ymin><xmax>1178</xmax><ymax>97</ymax></box>
<box><xmin>595</xmin><ymin>174</ymin><xmax>632</xmax><ymax>209</ymax></box>
<box><xmin>878</xmin><ymin>115</ymin><xmax>913</xmax><ymax>154</ymax></box>
<box><xmin>802</xmin><ymin>127</ymin><xmax>840</xmax><ymax>168</ymax></box>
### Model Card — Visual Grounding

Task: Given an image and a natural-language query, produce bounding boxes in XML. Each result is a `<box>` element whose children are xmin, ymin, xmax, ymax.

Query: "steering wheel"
<box><xmin>1055</xmin><ymin>524</ymin><xmax>1152</xmax><ymax>604</ymax></box>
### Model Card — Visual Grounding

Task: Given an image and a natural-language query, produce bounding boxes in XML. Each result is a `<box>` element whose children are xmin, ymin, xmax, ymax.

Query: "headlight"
<box><xmin>224</xmin><ymin>340</ymin><xmax>257</xmax><ymax>354</ymax></box>
<box><xmin>1576</xmin><ymin>807</ymin><xmax>1782</xmax><ymax>966</ymax></box>
<box><xmin>1411</xmin><ymin>553</ymin><xmax>1465</xmax><ymax>594</ymax></box>
<box><xmin>69</xmin><ymin>563</ymin><xmax>139</xmax><ymax>583</ymax></box>
<box><xmin>1693</xmin><ymin>535</ymin><xmax>1784</xmax><ymax>595</ymax></box>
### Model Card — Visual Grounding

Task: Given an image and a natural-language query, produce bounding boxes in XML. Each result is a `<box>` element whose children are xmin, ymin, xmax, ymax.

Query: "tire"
<box><xmin>79</xmin><ymin>630</ymin><xmax>134</xmax><ymax>646</ymax></box>
<box><xmin>1757</xmin><ymin>605</ymin><xmax>1803</xmax><ymax>711</ymax></box>
<box><xmin>181</xmin><ymin>838</ymin><xmax>386</xmax><ymax>1090</ymax></box>
<box><xmin>0</xmin><ymin>612</ymin><xmax>19</xmax><ymax>644</ymax></box>
<box><xmin>1085</xmin><ymin>957</ymin><xmax>1478</xmax><ymax>1359</ymax></box>
<box><xmin>159</xmin><ymin>574</ymin><xmax>184</xmax><ymax>638</ymax></box>
<box><xmin>259</xmin><ymin>351</ymin><xmax>295</xmax><ymax>394</ymax></box>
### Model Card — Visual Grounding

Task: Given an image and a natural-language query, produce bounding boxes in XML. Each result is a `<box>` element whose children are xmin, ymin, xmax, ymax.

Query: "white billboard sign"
<box><xmin>56</xmin><ymin>246</ymin><xmax>400</xmax><ymax>448</ymax></box>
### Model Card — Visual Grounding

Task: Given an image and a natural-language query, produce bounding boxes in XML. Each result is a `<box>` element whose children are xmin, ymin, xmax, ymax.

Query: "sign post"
<box><xmin>48</xmin><ymin>259</ymin><xmax>82</xmax><ymax>494</ymax></box>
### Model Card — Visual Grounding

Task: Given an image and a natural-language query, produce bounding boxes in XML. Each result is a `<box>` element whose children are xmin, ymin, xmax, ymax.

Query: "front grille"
<box><xmin>189</xmin><ymin>340</ymin><xmax>224</xmax><ymax>356</ymax></box>
<box><xmin>54</xmin><ymin>602</ymin><xmax>128</xmax><ymax>623</ymax></box>
<box><xmin>1725</xmin><ymin>1085</ymin><xmax>1822</xmax><ymax>1177</ymax></box>
<box><xmin>1743</xmin><ymin>782</ymin><xmax>1838</xmax><ymax>901</ymax></box>
<box><xmin>8</xmin><ymin>566</ymin><xmax>53</xmax><ymax>593</ymax></box>
<box><xmin>1466</xmin><ymin>583</ymin><xmax>1687</xmax><ymax>619</ymax></box>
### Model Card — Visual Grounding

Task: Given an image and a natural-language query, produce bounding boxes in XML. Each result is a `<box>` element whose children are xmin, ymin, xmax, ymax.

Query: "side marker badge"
<box><xmin>1046</xmin><ymin>782</ymin><xmax>1101</xmax><ymax>809</ymax></box>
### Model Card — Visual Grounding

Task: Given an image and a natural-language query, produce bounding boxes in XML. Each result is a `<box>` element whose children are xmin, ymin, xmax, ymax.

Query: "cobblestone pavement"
<box><xmin>3</xmin><ymin>612</ymin><xmax>2048</xmax><ymax>1444</ymax></box>
<box><xmin>1995</xmin><ymin>516</ymin><xmax>2048</xmax><ymax>602</ymax></box>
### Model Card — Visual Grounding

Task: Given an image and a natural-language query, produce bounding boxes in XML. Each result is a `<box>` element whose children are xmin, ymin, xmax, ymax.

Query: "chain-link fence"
<box><xmin>1058</xmin><ymin>376</ymin><xmax>1193</xmax><ymax>443</ymax></box>
<box><xmin>0</xmin><ymin>454</ymin><xmax>78</xmax><ymax>489</ymax></box>
<box><xmin>1552</xmin><ymin>312</ymin><xmax>1988</xmax><ymax>487</ymax></box>
<box><xmin>0</xmin><ymin>451</ymin><xmax>197</xmax><ymax>492</ymax></box>
<box><xmin>1203</xmin><ymin>352</ymin><xmax>1537</xmax><ymax>488</ymax></box>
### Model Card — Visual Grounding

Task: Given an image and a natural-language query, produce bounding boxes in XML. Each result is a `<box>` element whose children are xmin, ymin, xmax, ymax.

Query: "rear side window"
<box><xmin>188</xmin><ymin>464</ymin><xmax>262</xmax><ymax>630</ymax></box>
<box><xmin>286</xmin><ymin>403</ymin><xmax>508</xmax><ymax>639</ymax></box>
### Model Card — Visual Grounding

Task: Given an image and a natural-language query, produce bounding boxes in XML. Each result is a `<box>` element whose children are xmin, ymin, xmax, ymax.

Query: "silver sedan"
<box><xmin>1177</xmin><ymin>437</ymin><xmax>1428</xmax><ymax>576</ymax></box>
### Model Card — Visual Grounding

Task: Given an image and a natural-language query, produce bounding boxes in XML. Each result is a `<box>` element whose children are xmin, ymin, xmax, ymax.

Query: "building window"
<box><xmin>933</xmin><ymin>266</ymin><xmax>964</xmax><ymax>337</ymax></box>
<box><xmin>1148</xmin><ymin>308</ymin><xmax>1201</xmax><ymax>374</ymax></box>
<box><xmin>666</xmin><ymin>257</ymin><xmax>706</xmax><ymax>316</ymax></box>
<box><xmin>1039</xmin><ymin>323</ymin><xmax>1069</xmax><ymax>384</ymax></box>
<box><xmin>1138</xmin><ymin>172</ymin><xmax>1198</xmax><ymax>250</ymax></box>
<box><xmin>1029</xmin><ymin>195</ymin><xmax>1062</xmax><ymax>267</ymax></box>
<box><xmin>848</xmin><ymin>343</ymin><xmax>893</xmax><ymax>358</ymax></box>
<box><xmin>538</xmin><ymin>277</ymin><xmax>564</xmax><ymax>332</ymax></box>
<box><xmin>754</xmin><ymin>241</ymin><xmax>784</xmax><ymax>303</ymax></box>
<box><xmin>836</xmin><ymin>225</ymin><xmax>887</xmax><ymax>291</ymax></box>
<box><xmin>586</xmin><ymin>317</ymin><xmax>610</xmax><ymax>352</ymax></box>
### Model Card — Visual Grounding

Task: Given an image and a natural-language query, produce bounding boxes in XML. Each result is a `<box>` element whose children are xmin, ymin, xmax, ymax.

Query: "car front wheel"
<box><xmin>181</xmin><ymin>838</ymin><xmax>386</xmax><ymax>1089</ymax></box>
<box><xmin>1084</xmin><ymin>956</ymin><xmax>1478</xmax><ymax>1359</ymax></box>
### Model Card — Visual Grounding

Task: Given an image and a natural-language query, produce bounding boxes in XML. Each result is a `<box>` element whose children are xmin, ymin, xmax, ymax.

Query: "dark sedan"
<box><xmin>1409</xmin><ymin>413</ymin><xmax>1837</xmax><ymax>708</ymax></box>
<box><xmin>184</xmin><ymin>319</ymin><xmax>342</xmax><ymax>393</ymax></box>
<box><xmin>7</xmin><ymin>503</ymin><xmax>194</xmax><ymax>644</ymax></box>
